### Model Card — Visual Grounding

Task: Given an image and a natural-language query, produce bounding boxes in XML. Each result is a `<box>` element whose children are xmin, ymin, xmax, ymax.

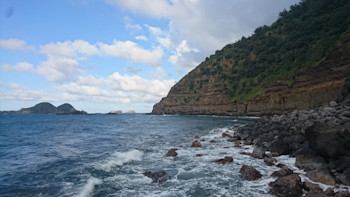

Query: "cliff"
<box><xmin>152</xmin><ymin>0</ymin><xmax>350</xmax><ymax>116</ymax></box>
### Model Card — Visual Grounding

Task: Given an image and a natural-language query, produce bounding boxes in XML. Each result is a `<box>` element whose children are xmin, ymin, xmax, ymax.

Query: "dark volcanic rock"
<box><xmin>339</xmin><ymin>168</ymin><xmax>350</xmax><ymax>186</ymax></box>
<box><xmin>334</xmin><ymin>191</ymin><xmax>350</xmax><ymax>197</ymax></box>
<box><xmin>212</xmin><ymin>156</ymin><xmax>233</xmax><ymax>165</ymax></box>
<box><xmin>165</xmin><ymin>148</ymin><xmax>178</xmax><ymax>157</ymax></box>
<box><xmin>239</xmin><ymin>165</ymin><xmax>262</xmax><ymax>181</ymax></box>
<box><xmin>269</xmin><ymin>173</ymin><xmax>303</xmax><ymax>197</ymax></box>
<box><xmin>305</xmin><ymin>122</ymin><xmax>350</xmax><ymax>158</ymax></box>
<box><xmin>191</xmin><ymin>141</ymin><xmax>202</xmax><ymax>148</ymax></box>
<box><xmin>271</xmin><ymin>167</ymin><xmax>293</xmax><ymax>177</ymax></box>
<box><xmin>143</xmin><ymin>171</ymin><xmax>167</xmax><ymax>183</ymax></box>
<box><xmin>269</xmin><ymin>139</ymin><xmax>291</xmax><ymax>156</ymax></box>
<box><xmin>251</xmin><ymin>147</ymin><xmax>265</xmax><ymax>159</ymax></box>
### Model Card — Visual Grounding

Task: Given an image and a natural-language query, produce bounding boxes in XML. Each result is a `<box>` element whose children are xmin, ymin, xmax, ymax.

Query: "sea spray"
<box><xmin>76</xmin><ymin>177</ymin><xmax>102</xmax><ymax>197</ymax></box>
<box><xmin>94</xmin><ymin>149</ymin><xmax>143</xmax><ymax>172</ymax></box>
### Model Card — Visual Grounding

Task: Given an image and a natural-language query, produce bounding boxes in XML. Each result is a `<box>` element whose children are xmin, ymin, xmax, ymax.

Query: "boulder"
<box><xmin>271</xmin><ymin>167</ymin><xmax>293</xmax><ymax>177</ymax></box>
<box><xmin>269</xmin><ymin>173</ymin><xmax>303</xmax><ymax>197</ymax></box>
<box><xmin>165</xmin><ymin>148</ymin><xmax>178</xmax><ymax>157</ymax></box>
<box><xmin>264</xmin><ymin>157</ymin><xmax>277</xmax><ymax>166</ymax></box>
<box><xmin>334</xmin><ymin>191</ymin><xmax>350</xmax><ymax>197</ymax></box>
<box><xmin>143</xmin><ymin>171</ymin><xmax>167</xmax><ymax>183</ymax></box>
<box><xmin>239</xmin><ymin>165</ymin><xmax>262</xmax><ymax>181</ymax></box>
<box><xmin>269</xmin><ymin>139</ymin><xmax>291</xmax><ymax>156</ymax></box>
<box><xmin>212</xmin><ymin>156</ymin><xmax>233</xmax><ymax>165</ymax></box>
<box><xmin>251</xmin><ymin>147</ymin><xmax>265</xmax><ymax>159</ymax></box>
<box><xmin>303</xmin><ymin>181</ymin><xmax>328</xmax><ymax>197</ymax></box>
<box><xmin>305</xmin><ymin>169</ymin><xmax>336</xmax><ymax>186</ymax></box>
<box><xmin>191</xmin><ymin>141</ymin><xmax>202</xmax><ymax>148</ymax></box>
<box><xmin>222</xmin><ymin>132</ymin><xmax>232</xmax><ymax>138</ymax></box>
<box><xmin>305</xmin><ymin>122</ymin><xmax>350</xmax><ymax>158</ymax></box>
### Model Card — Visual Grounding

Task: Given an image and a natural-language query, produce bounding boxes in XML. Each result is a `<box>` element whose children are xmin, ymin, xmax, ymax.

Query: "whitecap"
<box><xmin>94</xmin><ymin>149</ymin><xmax>143</xmax><ymax>172</ymax></box>
<box><xmin>76</xmin><ymin>177</ymin><xmax>102</xmax><ymax>197</ymax></box>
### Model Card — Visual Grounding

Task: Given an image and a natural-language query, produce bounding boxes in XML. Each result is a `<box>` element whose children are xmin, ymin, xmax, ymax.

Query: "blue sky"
<box><xmin>0</xmin><ymin>0</ymin><xmax>300</xmax><ymax>113</ymax></box>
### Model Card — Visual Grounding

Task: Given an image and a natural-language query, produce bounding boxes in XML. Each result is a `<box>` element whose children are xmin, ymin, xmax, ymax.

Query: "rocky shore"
<box><xmin>233</xmin><ymin>100</ymin><xmax>350</xmax><ymax>196</ymax></box>
<box><xmin>145</xmin><ymin>100</ymin><xmax>350</xmax><ymax>196</ymax></box>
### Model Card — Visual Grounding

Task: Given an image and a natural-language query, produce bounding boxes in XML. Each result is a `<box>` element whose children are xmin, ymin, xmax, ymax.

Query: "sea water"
<box><xmin>0</xmin><ymin>114</ymin><xmax>291</xmax><ymax>196</ymax></box>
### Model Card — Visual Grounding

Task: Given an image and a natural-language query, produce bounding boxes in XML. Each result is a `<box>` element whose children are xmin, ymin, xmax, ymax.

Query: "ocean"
<box><xmin>1</xmin><ymin>114</ymin><xmax>293</xmax><ymax>197</ymax></box>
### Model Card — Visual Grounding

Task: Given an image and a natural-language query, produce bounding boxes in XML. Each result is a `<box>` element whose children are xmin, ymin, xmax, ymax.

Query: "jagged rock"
<box><xmin>165</xmin><ymin>148</ymin><xmax>178</xmax><ymax>157</ymax></box>
<box><xmin>305</xmin><ymin>122</ymin><xmax>350</xmax><ymax>158</ymax></box>
<box><xmin>269</xmin><ymin>173</ymin><xmax>303</xmax><ymax>197</ymax></box>
<box><xmin>222</xmin><ymin>132</ymin><xmax>232</xmax><ymax>138</ymax></box>
<box><xmin>330</xmin><ymin>101</ymin><xmax>338</xmax><ymax>107</ymax></box>
<box><xmin>191</xmin><ymin>141</ymin><xmax>202</xmax><ymax>148</ymax></box>
<box><xmin>143</xmin><ymin>171</ymin><xmax>167</xmax><ymax>183</ymax></box>
<box><xmin>303</xmin><ymin>181</ymin><xmax>329</xmax><ymax>197</ymax></box>
<box><xmin>305</xmin><ymin>169</ymin><xmax>336</xmax><ymax>186</ymax></box>
<box><xmin>271</xmin><ymin>167</ymin><xmax>293</xmax><ymax>177</ymax></box>
<box><xmin>209</xmin><ymin>140</ymin><xmax>217</xmax><ymax>143</ymax></box>
<box><xmin>269</xmin><ymin>139</ymin><xmax>291</xmax><ymax>156</ymax></box>
<box><xmin>239</xmin><ymin>165</ymin><xmax>262</xmax><ymax>181</ymax></box>
<box><xmin>212</xmin><ymin>156</ymin><xmax>233</xmax><ymax>165</ymax></box>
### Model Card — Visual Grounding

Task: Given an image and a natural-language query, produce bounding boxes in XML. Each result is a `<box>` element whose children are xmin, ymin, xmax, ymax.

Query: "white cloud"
<box><xmin>135</xmin><ymin>35</ymin><xmax>148</xmax><ymax>41</ymax></box>
<box><xmin>55</xmin><ymin>72</ymin><xmax>175</xmax><ymax>104</ymax></box>
<box><xmin>0</xmin><ymin>38</ymin><xmax>35</xmax><ymax>51</ymax></box>
<box><xmin>169</xmin><ymin>40</ymin><xmax>199</xmax><ymax>73</ymax></box>
<box><xmin>98</xmin><ymin>40</ymin><xmax>164</xmax><ymax>66</ymax></box>
<box><xmin>106</xmin><ymin>0</ymin><xmax>300</xmax><ymax>74</ymax></box>
<box><xmin>1</xmin><ymin>62</ymin><xmax>34</xmax><ymax>71</ymax></box>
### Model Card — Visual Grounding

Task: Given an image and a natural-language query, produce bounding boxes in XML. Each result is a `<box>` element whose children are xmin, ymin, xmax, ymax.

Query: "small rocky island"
<box><xmin>0</xmin><ymin>102</ymin><xmax>87</xmax><ymax>115</ymax></box>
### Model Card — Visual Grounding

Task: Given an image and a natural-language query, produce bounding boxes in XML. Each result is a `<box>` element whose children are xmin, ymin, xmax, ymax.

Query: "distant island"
<box><xmin>0</xmin><ymin>102</ymin><xmax>87</xmax><ymax>115</ymax></box>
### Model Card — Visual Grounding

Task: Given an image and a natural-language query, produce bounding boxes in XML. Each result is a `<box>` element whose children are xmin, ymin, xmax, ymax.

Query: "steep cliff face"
<box><xmin>152</xmin><ymin>33</ymin><xmax>350</xmax><ymax>115</ymax></box>
<box><xmin>152</xmin><ymin>0</ymin><xmax>350</xmax><ymax>116</ymax></box>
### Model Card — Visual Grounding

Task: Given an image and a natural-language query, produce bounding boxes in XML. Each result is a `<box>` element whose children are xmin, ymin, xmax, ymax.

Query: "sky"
<box><xmin>0</xmin><ymin>0</ymin><xmax>300</xmax><ymax>113</ymax></box>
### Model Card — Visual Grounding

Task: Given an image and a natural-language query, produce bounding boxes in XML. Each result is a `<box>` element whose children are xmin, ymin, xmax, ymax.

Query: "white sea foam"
<box><xmin>94</xmin><ymin>149</ymin><xmax>143</xmax><ymax>172</ymax></box>
<box><xmin>76</xmin><ymin>177</ymin><xmax>102</xmax><ymax>197</ymax></box>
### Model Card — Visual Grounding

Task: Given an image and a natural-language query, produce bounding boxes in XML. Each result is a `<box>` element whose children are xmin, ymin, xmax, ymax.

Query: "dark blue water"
<box><xmin>0</xmin><ymin>114</ymin><xmax>277</xmax><ymax>197</ymax></box>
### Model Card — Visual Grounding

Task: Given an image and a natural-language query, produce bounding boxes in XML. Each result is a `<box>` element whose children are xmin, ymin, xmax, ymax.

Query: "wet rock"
<box><xmin>271</xmin><ymin>167</ymin><xmax>293</xmax><ymax>177</ymax></box>
<box><xmin>195</xmin><ymin>154</ymin><xmax>202</xmax><ymax>157</ymax></box>
<box><xmin>264</xmin><ymin>157</ymin><xmax>277</xmax><ymax>166</ymax></box>
<box><xmin>305</xmin><ymin>190</ymin><xmax>329</xmax><ymax>197</ymax></box>
<box><xmin>212</xmin><ymin>156</ymin><xmax>233</xmax><ymax>165</ymax></box>
<box><xmin>194</xmin><ymin>135</ymin><xmax>200</xmax><ymax>139</ymax></box>
<box><xmin>191</xmin><ymin>141</ymin><xmax>202</xmax><ymax>148</ymax></box>
<box><xmin>303</xmin><ymin>181</ymin><xmax>322</xmax><ymax>192</ymax></box>
<box><xmin>222</xmin><ymin>132</ymin><xmax>232</xmax><ymax>138</ymax></box>
<box><xmin>305</xmin><ymin>122</ymin><xmax>350</xmax><ymax>158</ymax></box>
<box><xmin>143</xmin><ymin>171</ymin><xmax>167</xmax><ymax>183</ymax></box>
<box><xmin>239</xmin><ymin>152</ymin><xmax>251</xmax><ymax>156</ymax></box>
<box><xmin>234</xmin><ymin>141</ymin><xmax>241</xmax><ymax>147</ymax></box>
<box><xmin>165</xmin><ymin>148</ymin><xmax>178</xmax><ymax>157</ymax></box>
<box><xmin>330</xmin><ymin>101</ymin><xmax>338</xmax><ymax>107</ymax></box>
<box><xmin>269</xmin><ymin>173</ymin><xmax>303</xmax><ymax>197</ymax></box>
<box><xmin>209</xmin><ymin>139</ymin><xmax>217</xmax><ymax>143</ymax></box>
<box><xmin>305</xmin><ymin>169</ymin><xmax>336</xmax><ymax>186</ymax></box>
<box><xmin>239</xmin><ymin>165</ymin><xmax>262</xmax><ymax>181</ymax></box>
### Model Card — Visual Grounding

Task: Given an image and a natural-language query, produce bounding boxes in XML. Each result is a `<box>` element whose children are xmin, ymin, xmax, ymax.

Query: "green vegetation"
<box><xmin>187</xmin><ymin>0</ymin><xmax>350</xmax><ymax>100</ymax></box>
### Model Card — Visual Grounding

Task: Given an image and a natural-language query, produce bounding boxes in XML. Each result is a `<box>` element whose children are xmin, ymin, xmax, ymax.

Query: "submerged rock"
<box><xmin>269</xmin><ymin>173</ymin><xmax>303</xmax><ymax>197</ymax></box>
<box><xmin>212</xmin><ymin>156</ymin><xmax>233</xmax><ymax>165</ymax></box>
<box><xmin>191</xmin><ymin>141</ymin><xmax>202</xmax><ymax>148</ymax></box>
<box><xmin>264</xmin><ymin>157</ymin><xmax>277</xmax><ymax>166</ymax></box>
<box><xmin>143</xmin><ymin>171</ymin><xmax>167</xmax><ymax>183</ymax></box>
<box><xmin>239</xmin><ymin>165</ymin><xmax>262</xmax><ymax>181</ymax></box>
<box><xmin>165</xmin><ymin>148</ymin><xmax>178</xmax><ymax>157</ymax></box>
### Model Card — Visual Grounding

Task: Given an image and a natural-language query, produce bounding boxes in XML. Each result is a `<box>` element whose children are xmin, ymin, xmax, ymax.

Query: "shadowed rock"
<box><xmin>143</xmin><ymin>171</ymin><xmax>167</xmax><ymax>183</ymax></box>
<box><xmin>165</xmin><ymin>148</ymin><xmax>178</xmax><ymax>157</ymax></box>
<box><xmin>212</xmin><ymin>156</ymin><xmax>233</xmax><ymax>165</ymax></box>
<box><xmin>239</xmin><ymin>165</ymin><xmax>262</xmax><ymax>180</ymax></box>
<box><xmin>269</xmin><ymin>173</ymin><xmax>303</xmax><ymax>197</ymax></box>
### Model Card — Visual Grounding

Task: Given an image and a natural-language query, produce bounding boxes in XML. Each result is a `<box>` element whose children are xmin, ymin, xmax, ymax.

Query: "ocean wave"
<box><xmin>76</xmin><ymin>177</ymin><xmax>102</xmax><ymax>197</ymax></box>
<box><xmin>94</xmin><ymin>149</ymin><xmax>143</xmax><ymax>172</ymax></box>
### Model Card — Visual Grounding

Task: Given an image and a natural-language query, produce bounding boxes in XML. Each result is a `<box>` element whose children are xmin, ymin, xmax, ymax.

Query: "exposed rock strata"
<box><xmin>152</xmin><ymin>33</ymin><xmax>350</xmax><ymax>116</ymax></box>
